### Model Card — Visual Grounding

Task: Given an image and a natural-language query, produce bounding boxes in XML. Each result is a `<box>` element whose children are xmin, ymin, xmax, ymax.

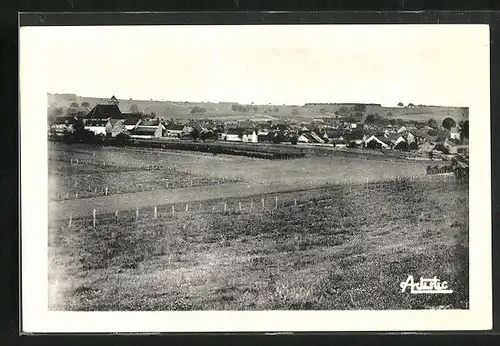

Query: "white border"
<box><xmin>20</xmin><ymin>24</ymin><xmax>492</xmax><ymax>333</ymax></box>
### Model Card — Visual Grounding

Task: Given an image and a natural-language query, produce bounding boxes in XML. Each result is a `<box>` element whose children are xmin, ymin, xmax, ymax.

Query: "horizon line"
<box><xmin>47</xmin><ymin>92</ymin><xmax>469</xmax><ymax>109</ymax></box>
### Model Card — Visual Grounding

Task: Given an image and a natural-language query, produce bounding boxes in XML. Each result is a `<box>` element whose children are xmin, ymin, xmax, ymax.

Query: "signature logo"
<box><xmin>400</xmin><ymin>275</ymin><xmax>453</xmax><ymax>294</ymax></box>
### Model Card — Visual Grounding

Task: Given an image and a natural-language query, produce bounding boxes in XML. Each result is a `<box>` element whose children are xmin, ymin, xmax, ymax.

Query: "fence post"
<box><xmin>172</xmin><ymin>205</ymin><xmax>175</xmax><ymax>217</ymax></box>
<box><xmin>154</xmin><ymin>206</ymin><xmax>158</xmax><ymax>219</ymax></box>
<box><xmin>212</xmin><ymin>205</ymin><xmax>215</xmax><ymax>213</ymax></box>
<box><xmin>76</xmin><ymin>158</ymin><xmax>79</xmax><ymax>165</ymax></box>
<box><xmin>105</xmin><ymin>187</ymin><xmax>108</xmax><ymax>196</ymax></box>
<box><xmin>93</xmin><ymin>209</ymin><xmax>96</xmax><ymax>227</ymax></box>
<box><xmin>88</xmin><ymin>184</ymin><xmax>91</xmax><ymax>192</ymax></box>
<box><xmin>262</xmin><ymin>198</ymin><xmax>265</xmax><ymax>208</ymax></box>
<box><xmin>185</xmin><ymin>204</ymin><xmax>189</xmax><ymax>212</ymax></box>
<box><xmin>136</xmin><ymin>207</ymin><xmax>139</xmax><ymax>221</ymax></box>
<box><xmin>239</xmin><ymin>202</ymin><xmax>242</xmax><ymax>212</ymax></box>
<box><xmin>68</xmin><ymin>213</ymin><xmax>72</xmax><ymax>227</ymax></box>
<box><xmin>250</xmin><ymin>200</ymin><xmax>253</xmax><ymax>212</ymax></box>
<box><xmin>199</xmin><ymin>204</ymin><xmax>202</xmax><ymax>211</ymax></box>
<box><xmin>294</xmin><ymin>199</ymin><xmax>297</xmax><ymax>206</ymax></box>
<box><xmin>115</xmin><ymin>210</ymin><xmax>118</xmax><ymax>222</ymax></box>
<box><xmin>275</xmin><ymin>196</ymin><xmax>278</xmax><ymax>209</ymax></box>
<box><xmin>75</xmin><ymin>192</ymin><xmax>78</xmax><ymax>198</ymax></box>
<box><xmin>191</xmin><ymin>180</ymin><xmax>193</xmax><ymax>187</ymax></box>
<box><xmin>224</xmin><ymin>203</ymin><xmax>227</xmax><ymax>213</ymax></box>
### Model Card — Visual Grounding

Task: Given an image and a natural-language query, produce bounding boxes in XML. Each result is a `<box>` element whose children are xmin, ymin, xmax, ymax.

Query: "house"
<box><xmin>449</xmin><ymin>126</ymin><xmax>461</xmax><ymax>141</ymax></box>
<box><xmin>84</xmin><ymin>119</ymin><xmax>108</xmax><ymax>136</ymax></box>
<box><xmin>123</xmin><ymin>114</ymin><xmax>143</xmax><ymax>131</ymax></box>
<box><xmin>224</xmin><ymin>128</ymin><xmax>244</xmax><ymax>142</ymax></box>
<box><xmin>385</xmin><ymin>133</ymin><xmax>408</xmax><ymax>150</ymax></box>
<box><xmin>164</xmin><ymin>122</ymin><xmax>185</xmax><ymax>137</ymax></box>
<box><xmin>105</xmin><ymin>119</ymin><xmax>126</xmax><ymax>137</ymax></box>
<box><xmin>309</xmin><ymin>131</ymin><xmax>325</xmax><ymax>144</ymax></box>
<box><xmin>130</xmin><ymin>119</ymin><xmax>165</xmax><ymax>139</ymax></box>
<box><xmin>49</xmin><ymin>116</ymin><xmax>76</xmax><ymax>137</ymax></box>
<box><xmin>86</xmin><ymin>104</ymin><xmax>123</xmax><ymax>120</ymax></box>
<box><xmin>363</xmin><ymin>135</ymin><xmax>390</xmax><ymax>149</ymax></box>
<box><xmin>298</xmin><ymin>132</ymin><xmax>324</xmax><ymax>144</ymax></box>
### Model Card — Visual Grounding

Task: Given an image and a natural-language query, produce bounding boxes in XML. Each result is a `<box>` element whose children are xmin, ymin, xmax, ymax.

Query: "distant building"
<box><xmin>84</xmin><ymin>119</ymin><xmax>108</xmax><ymax>136</ymax></box>
<box><xmin>108</xmin><ymin>95</ymin><xmax>120</xmax><ymax>106</ymax></box>
<box><xmin>86</xmin><ymin>104</ymin><xmax>123</xmax><ymax>120</ymax></box>
<box><xmin>123</xmin><ymin>114</ymin><xmax>143</xmax><ymax>131</ymax></box>
<box><xmin>164</xmin><ymin>122</ymin><xmax>185</xmax><ymax>137</ymax></box>
<box><xmin>130</xmin><ymin>119</ymin><xmax>165</xmax><ymax>139</ymax></box>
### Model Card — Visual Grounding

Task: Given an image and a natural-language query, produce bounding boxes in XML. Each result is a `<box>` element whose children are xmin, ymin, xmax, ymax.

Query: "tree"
<box><xmin>291</xmin><ymin>108</ymin><xmax>300</xmax><ymax>116</ymax></box>
<box><xmin>353</xmin><ymin>104</ymin><xmax>366</xmax><ymax>115</ymax></box>
<box><xmin>319</xmin><ymin>108</ymin><xmax>327</xmax><ymax>114</ymax></box>
<box><xmin>407</xmin><ymin>102</ymin><xmax>416</xmax><ymax>108</ymax></box>
<box><xmin>427</xmin><ymin>118</ymin><xmax>439</xmax><ymax>128</ymax></box>
<box><xmin>442</xmin><ymin>117</ymin><xmax>456</xmax><ymax>130</ymax></box>
<box><xmin>397</xmin><ymin>102</ymin><xmax>404</xmax><ymax>107</ymax></box>
<box><xmin>81</xmin><ymin>101</ymin><xmax>90</xmax><ymax>109</ymax></box>
<box><xmin>252</xmin><ymin>106</ymin><xmax>258</xmax><ymax>113</ymax></box>
<box><xmin>460</xmin><ymin>120</ymin><xmax>469</xmax><ymax>139</ymax></box>
<box><xmin>130</xmin><ymin>104</ymin><xmax>139</xmax><ymax>113</ymax></box>
<box><xmin>70</xmin><ymin>102</ymin><xmax>79</xmax><ymax>108</ymax></box>
<box><xmin>365</xmin><ymin>114</ymin><xmax>376</xmax><ymax>124</ymax></box>
<box><xmin>339</xmin><ymin>106</ymin><xmax>349</xmax><ymax>117</ymax></box>
<box><xmin>190</xmin><ymin>106</ymin><xmax>206</xmax><ymax>115</ymax></box>
<box><xmin>334</xmin><ymin>110</ymin><xmax>340</xmax><ymax>116</ymax></box>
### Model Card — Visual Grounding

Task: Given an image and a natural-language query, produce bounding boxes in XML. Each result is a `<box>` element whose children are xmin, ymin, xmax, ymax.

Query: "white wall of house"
<box><xmin>225</xmin><ymin>134</ymin><xmax>242</xmax><ymax>142</ymax></box>
<box><xmin>165</xmin><ymin>129</ymin><xmax>182</xmax><ymax>137</ymax></box>
<box><xmin>251</xmin><ymin>131</ymin><xmax>258</xmax><ymax>143</ymax></box>
<box><xmin>85</xmin><ymin>126</ymin><xmax>107</xmax><ymax>136</ymax></box>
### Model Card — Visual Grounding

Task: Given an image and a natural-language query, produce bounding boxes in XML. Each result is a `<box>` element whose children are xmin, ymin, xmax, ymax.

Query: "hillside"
<box><xmin>47</xmin><ymin>93</ymin><xmax>468</xmax><ymax>124</ymax></box>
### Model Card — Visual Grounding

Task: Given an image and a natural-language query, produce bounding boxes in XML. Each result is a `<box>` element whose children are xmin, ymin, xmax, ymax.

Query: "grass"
<box><xmin>48</xmin><ymin>177</ymin><xmax>468</xmax><ymax>311</ymax></box>
<box><xmin>48</xmin><ymin>145</ymin><xmax>240</xmax><ymax>201</ymax></box>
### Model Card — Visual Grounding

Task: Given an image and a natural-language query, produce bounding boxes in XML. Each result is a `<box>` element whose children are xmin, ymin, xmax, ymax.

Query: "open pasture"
<box><xmin>48</xmin><ymin>177</ymin><xmax>469</xmax><ymax>311</ymax></box>
<box><xmin>49</xmin><ymin>143</ymin><xmax>241</xmax><ymax>201</ymax></box>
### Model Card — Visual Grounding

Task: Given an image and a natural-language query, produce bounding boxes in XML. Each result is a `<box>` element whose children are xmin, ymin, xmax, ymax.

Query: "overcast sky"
<box><xmin>22</xmin><ymin>24</ymin><xmax>488</xmax><ymax>107</ymax></box>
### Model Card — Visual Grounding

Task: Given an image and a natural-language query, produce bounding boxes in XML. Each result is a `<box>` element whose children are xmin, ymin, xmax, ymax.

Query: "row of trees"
<box><xmin>231</xmin><ymin>104</ymin><xmax>259</xmax><ymax>113</ymax></box>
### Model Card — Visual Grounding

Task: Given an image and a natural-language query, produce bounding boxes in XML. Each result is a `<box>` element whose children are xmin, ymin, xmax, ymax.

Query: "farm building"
<box><xmin>224</xmin><ymin>128</ymin><xmax>244</xmax><ymax>142</ymax></box>
<box><xmin>298</xmin><ymin>132</ymin><xmax>324</xmax><ymax>144</ymax></box>
<box><xmin>84</xmin><ymin>119</ymin><xmax>108</xmax><ymax>136</ymax></box>
<box><xmin>164</xmin><ymin>122</ymin><xmax>185</xmax><ymax>137</ymax></box>
<box><xmin>105</xmin><ymin>119</ymin><xmax>126</xmax><ymax>137</ymax></box>
<box><xmin>385</xmin><ymin>133</ymin><xmax>408</xmax><ymax>150</ymax></box>
<box><xmin>130</xmin><ymin>119</ymin><xmax>165</xmax><ymax>139</ymax></box>
<box><xmin>86</xmin><ymin>104</ymin><xmax>123</xmax><ymax>120</ymax></box>
<box><xmin>363</xmin><ymin>135</ymin><xmax>389</xmax><ymax>149</ymax></box>
<box><xmin>123</xmin><ymin>114</ymin><xmax>143</xmax><ymax>131</ymax></box>
<box><xmin>49</xmin><ymin>116</ymin><xmax>76</xmax><ymax>137</ymax></box>
<box><xmin>242</xmin><ymin>129</ymin><xmax>258</xmax><ymax>143</ymax></box>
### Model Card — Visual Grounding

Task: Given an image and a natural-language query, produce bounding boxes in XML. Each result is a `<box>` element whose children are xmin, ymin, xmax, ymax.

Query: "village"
<box><xmin>49</xmin><ymin>95</ymin><xmax>469</xmax><ymax>162</ymax></box>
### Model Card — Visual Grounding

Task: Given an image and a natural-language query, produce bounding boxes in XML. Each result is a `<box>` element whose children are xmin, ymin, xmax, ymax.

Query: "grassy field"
<box><xmin>49</xmin><ymin>143</ymin><xmax>241</xmax><ymax>201</ymax></box>
<box><xmin>48</xmin><ymin>177</ymin><xmax>468</xmax><ymax>311</ymax></box>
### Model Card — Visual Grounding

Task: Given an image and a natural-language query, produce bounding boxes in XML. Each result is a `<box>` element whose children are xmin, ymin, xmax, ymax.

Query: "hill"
<box><xmin>47</xmin><ymin>93</ymin><xmax>468</xmax><ymax>124</ymax></box>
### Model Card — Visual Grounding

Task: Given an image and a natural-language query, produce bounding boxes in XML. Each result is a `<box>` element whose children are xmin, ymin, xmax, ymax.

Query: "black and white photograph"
<box><xmin>20</xmin><ymin>22</ymin><xmax>491</xmax><ymax>332</ymax></box>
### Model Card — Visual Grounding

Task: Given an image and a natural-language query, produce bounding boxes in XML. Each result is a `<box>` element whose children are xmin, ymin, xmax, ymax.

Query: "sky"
<box><xmin>21</xmin><ymin>24</ymin><xmax>489</xmax><ymax>107</ymax></box>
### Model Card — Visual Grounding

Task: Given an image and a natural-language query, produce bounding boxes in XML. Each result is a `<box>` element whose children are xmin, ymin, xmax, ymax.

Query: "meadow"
<box><xmin>48</xmin><ymin>176</ymin><xmax>468</xmax><ymax>311</ymax></box>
